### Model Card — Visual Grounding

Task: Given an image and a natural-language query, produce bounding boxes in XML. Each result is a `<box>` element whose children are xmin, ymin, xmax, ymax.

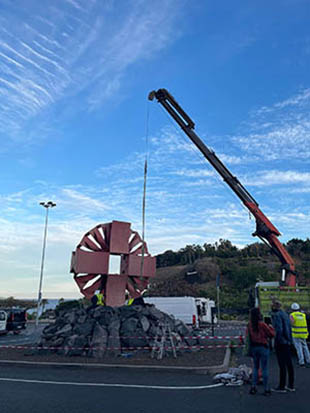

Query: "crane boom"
<box><xmin>149</xmin><ymin>88</ymin><xmax>296</xmax><ymax>287</ymax></box>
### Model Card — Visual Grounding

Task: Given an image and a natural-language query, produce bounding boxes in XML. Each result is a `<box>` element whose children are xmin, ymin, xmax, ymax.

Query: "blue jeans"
<box><xmin>292</xmin><ymin>337</ymin><xmax>310</xmax><ymax>365</ymax></box>
<box><xmin>251</xmin><ymin>346</ymin><xmax>270</xmax><ymax>391</ymax></box>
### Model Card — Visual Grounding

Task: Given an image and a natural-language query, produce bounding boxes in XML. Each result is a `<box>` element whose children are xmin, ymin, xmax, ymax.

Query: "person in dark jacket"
<box><xmin>271</xmin><ymin>300</ymin><xmax>295</xmax><ymax>393</ymax></box>
<box><xmin>247</xmin><ymin>308</ymin><xmax>275</xmax><ymax>396</ymax></box>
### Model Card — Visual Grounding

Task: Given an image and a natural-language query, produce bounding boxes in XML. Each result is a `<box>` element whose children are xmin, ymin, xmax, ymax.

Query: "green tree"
<box><xmin>216</xmin><ymin>239</ymin><xmax>239</xmax><ymax>258</ymax></box>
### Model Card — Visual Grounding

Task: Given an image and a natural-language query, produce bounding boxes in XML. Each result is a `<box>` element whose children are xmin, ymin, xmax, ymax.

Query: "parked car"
<box><xmin>0</xmin><ymin>308</ymin><xmax>27</xmax><ymax>334</ymax></box>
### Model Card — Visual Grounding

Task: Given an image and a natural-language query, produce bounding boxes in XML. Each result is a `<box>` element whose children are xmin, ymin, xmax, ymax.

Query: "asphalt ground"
<box><xmin>0</xmin><ymin>322</ymin><xmax>309</xmax><ymax>412</ymax></box>
<box><xmin>0</xmin><ymin>349</ymin><xmax>309</xmax><ymax>413</ymax></box>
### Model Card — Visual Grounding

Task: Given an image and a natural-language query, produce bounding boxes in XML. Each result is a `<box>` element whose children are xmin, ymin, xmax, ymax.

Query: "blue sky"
<box><xmin>0</xmin><ymin>0</ymin><xmax>309</xmax><ymax>299</ymax></box>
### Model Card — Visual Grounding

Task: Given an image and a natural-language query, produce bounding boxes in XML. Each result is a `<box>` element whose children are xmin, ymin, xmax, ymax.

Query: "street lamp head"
<box><xmin>39</xmin><ymin>201</ymin><xmax>56</xmax><ymax>208</ymax></box>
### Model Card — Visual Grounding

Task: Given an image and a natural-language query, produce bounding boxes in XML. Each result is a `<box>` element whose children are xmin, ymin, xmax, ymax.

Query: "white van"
<box><xmin>144</xmin><ymin>296</ymin><xmax>216</xmax><ymax>328</ymax></box>
<box><xmin>195</xmin><ymin>297</ymin><xmax>217</xmax><ymax>324</ymax></box>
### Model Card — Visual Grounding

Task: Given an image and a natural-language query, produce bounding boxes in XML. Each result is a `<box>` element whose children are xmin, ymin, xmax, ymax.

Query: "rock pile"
<box><xmin>39</xmin><ymin>304</ymin><xmax>199</xmax><ymax>358</ymax></box>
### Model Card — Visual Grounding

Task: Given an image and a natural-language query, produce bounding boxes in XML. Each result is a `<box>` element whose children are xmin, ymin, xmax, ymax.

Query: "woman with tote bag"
<box><xmin>246</xmin><ymin>308</ymin><xmax>275</xmax><ymax>396</ymax></box>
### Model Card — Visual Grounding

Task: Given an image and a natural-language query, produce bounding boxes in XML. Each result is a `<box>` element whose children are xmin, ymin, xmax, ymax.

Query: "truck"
<box><xmin>144</xmin><ymin>296</ymin><xmax>217</xmax><ymax>328</ymax></box>
<box><xmin>149</xmin><ymin>88</ymin><xmax>310</xmax><ymax>315</ymax></box>
<box><xmin>254</xmin><ymin>282</ymin><xmax>310</xmax><ymax>319</ymax></box>
<box><xmin>0</xmin><ymin>308</ymin><xmax>27</xmax><ymax>335</ymax></box>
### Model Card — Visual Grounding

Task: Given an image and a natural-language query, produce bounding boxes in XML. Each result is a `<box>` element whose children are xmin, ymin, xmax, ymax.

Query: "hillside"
<box><xmin>149</xmin><ymin>238</ymin><xmax>310</xmax><ymax>315</ymax></box>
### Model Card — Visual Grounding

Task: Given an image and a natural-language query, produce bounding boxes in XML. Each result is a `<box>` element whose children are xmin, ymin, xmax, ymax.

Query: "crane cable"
<box><xmin>139</xmin><ymin>101</ymin><xmax>150</xmax><ymax>281</ymax></box>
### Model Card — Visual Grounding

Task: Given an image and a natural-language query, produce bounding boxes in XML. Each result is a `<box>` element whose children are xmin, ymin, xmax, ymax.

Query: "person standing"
<box><xmin>126</xmin><ymin>295</ymin><xmax>145</xmax><ymax>306</ymax></box>
<box><xmin>271</xmin><ymin>300</ymin><xmax>295</xmax><ymax>393</ymax></box>
<box><xmin>87</xmin><ymin>290</ymin><xmax>105</xmax><ymax>312</ymax></box>
<box><xmin>247</xmin><ymin>307</ymin><xmax>275</xmax><ymax>396</ymax></box>
<box><xmin>290</xmin><ymin>302</ymin><xmax>310</xmax><ymax>367</ymax></box>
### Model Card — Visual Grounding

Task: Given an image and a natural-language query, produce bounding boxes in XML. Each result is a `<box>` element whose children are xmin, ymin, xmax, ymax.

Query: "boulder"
<box><xmin>63</xmin><ymin>310</ymin><xmax>76</xmax><ymax>325</ymax></box>
<box><xmin>90</xmin><ymin>322</ymin><xmax>108</xmax><ymax>358</ymax></box>
<box><xmin>139</xmin><ymin>315</ymin><xmax>150</xmax><ymax>332</ymax></box>
<box><xmin>107</xmin><ymin>317</ymin><xmax>121</xmax><ymax>356</ymax></box>
<box><xmin>73</xmin><ymin>320</ymin><xmax>95</xmax><ymax>336</ymax></box>
<box><xmin>54</xmin><ymin>323</ymin><xmax>72</xmax><ymax>338</ymax></box>
<box><xmin>39</xmin><ymin>302</ymin><xmax>197</xmax><ymax>358</ymax></box>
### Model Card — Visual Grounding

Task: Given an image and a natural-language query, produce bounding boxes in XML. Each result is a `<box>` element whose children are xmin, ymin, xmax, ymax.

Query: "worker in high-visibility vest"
<box><xmin>95</xmin><ymin>292</ymin><xmax>105</xmax><ymax>306</ymax></box>
<box><xmin>126</xmin><ymin>297</ymin><xmax>134</xmax><ymax>306</ymax></box>
<box><xmin>290</xmin><ymin>302</ymin><xmax>310</xmax><ymax>367</ymax></box>
<box><xmin>88</xmin><ymin>290</ymin><xmax>105</xmax><ymax>309</ymax></box>
<box><xmin>125</xmin><ymin>293</ymin><xmax>145</xmax><ymax>306</ymax></box>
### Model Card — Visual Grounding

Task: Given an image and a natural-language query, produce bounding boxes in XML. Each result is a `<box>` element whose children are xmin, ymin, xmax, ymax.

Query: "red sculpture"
<box><xmin>70</xmin><ymin>221</ymin><xmax>156</xmax><ymax>307</ymax></box>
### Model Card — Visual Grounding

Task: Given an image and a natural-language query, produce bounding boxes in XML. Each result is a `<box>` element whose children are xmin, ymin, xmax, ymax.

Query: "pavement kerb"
<box><xmin>0</xmin><ymin>346</ymin><xmax>231</xmax><ymax>374</ymax></box>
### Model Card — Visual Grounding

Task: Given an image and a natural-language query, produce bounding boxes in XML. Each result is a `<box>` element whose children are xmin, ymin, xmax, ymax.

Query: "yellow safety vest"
<box><xmin>291</xmin><ymin>311</ymin><xmax>308</xmax><ymax>339</ymax></box>
<box><xmin>126</xmin><ymin>298</ymin><xmax>134</xmax><ymax>306</ymax></box>
<box><xmin>96</xmin><ymin>293</ymin><xmax>105</xmax><ymax>306</ymax></box>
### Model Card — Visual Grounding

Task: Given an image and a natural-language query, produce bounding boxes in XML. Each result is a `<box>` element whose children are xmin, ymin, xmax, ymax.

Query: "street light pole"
<box><xmin>35</xmin><ymin>201</ymin><xmax>56</xmax><ymax>328</ymax></box>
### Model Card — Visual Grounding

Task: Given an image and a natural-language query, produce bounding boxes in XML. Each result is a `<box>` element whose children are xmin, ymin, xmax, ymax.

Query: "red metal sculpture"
<box><xmin>70</xmin><ymin>221</ymin><xmax>156</xmax><ymax>307</ymax></box>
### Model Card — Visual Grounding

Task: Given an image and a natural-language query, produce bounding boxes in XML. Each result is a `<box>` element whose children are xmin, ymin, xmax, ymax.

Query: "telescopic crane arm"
<box><xmin>149</xmin><ymin>88</ymin><xmax>296</xmax><ymax>287</ymax></box>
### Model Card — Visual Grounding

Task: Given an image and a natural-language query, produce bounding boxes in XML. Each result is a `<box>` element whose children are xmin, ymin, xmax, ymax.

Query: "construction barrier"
<box><xmin>0</xmin><ymin>343</ymin><xmax>244</xmax><ymax>351</ymax></box>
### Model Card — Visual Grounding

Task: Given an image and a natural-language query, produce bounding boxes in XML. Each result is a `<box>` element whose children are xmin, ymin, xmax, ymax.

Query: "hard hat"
<box><xmin>291</xmin><ymin>302</ymin><xmax>300</xmax><ymax>310</ymax></box>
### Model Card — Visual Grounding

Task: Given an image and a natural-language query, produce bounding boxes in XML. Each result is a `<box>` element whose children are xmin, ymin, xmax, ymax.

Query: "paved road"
<box><xmin>204</xmin><ymin>321</ymin><xmax>246</xmax><ymax>337</ymax></box>
<box><xmin>0</xmin><ymin>321</ymin><xmax>308</xmax><ymax>413</ymax></box>
<box><xmin>0</xmin><ymin>323</ymin><xmax>46</xmax><ymax>346</ymax></box>
<box><xmin>0</xmin><ymin>348</ymin><xmax>309</xmax><ymax>413</ymax></box>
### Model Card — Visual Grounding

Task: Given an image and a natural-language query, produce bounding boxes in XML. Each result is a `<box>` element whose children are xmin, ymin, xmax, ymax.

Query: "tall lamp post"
<box><xmin>36</xmin><ymin>201</ymin><xmax>56</xmax><ymax>328</ymax></box>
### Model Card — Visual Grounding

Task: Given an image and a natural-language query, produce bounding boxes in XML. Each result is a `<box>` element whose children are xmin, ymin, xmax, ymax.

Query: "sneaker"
<box><xmin>285</xmin><ymin>386</ymin><xmax>296</xmax><ymax>392</ymax></box>
<box><xmin>263</xmin><ymin>390</ymin><xmax>272</xmax><ymax>396</ymax></box>
<box><xmin>249</xmin><ymin>386</ymin><xmax>257</xmax><ymax>395</ymax></box>
<box><xmin>298</xmin><ymin>364</ymin><xmax>305</xmax><ymax>368</ymax></box>
<box><xmin>271</xmin><ymin>387</ymin><xmax>287</xmax><ymax>393</ymax></box>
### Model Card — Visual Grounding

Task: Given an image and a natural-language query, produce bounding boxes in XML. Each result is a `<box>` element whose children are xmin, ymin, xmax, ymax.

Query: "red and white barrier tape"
<box><xmin>0</xmin><ymin>343</ymin><xmax>244</xmax><ymax>351</ymax></box>
<box><xmin>39</xmin><ymin>334</ymin><xmax>243</xmax><ymax>340</ymax></box>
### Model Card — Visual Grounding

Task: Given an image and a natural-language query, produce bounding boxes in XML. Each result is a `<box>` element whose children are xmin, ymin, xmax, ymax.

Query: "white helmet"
<box><xmin>291</xmin><ymin>302</ymin><xmax>300</xmax><ymax>310</ymax></box>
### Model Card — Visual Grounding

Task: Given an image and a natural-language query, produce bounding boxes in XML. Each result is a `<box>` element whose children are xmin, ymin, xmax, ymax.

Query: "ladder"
<box><xmin>151</xmin><ymin>320</ymin><xmax>177</xmax><ymax>360</ymax></box>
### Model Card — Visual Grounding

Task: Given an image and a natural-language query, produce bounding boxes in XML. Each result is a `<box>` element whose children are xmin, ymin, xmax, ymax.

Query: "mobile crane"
<box><xmin>148</xmin><ymin>89</ymin><xmax>310</xmax><ymax>316</ymax></box>
<box><xmin>148</xmin><ymin>89</ymin><xmax>310</xmax><ymax>319</ymax></box>
<box><xmin>149</xmin><ymin>88</ymin><xmax>296</xmax><ymax>286</ymax></box>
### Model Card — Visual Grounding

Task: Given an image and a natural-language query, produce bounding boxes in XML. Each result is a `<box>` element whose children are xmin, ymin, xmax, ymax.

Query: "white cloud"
<box><xmin>257</xmin><ymin>88</ymin><xmax>310</xmax><ymax>113</ymax></box>
<box><xmin>174</xmin><ymin>168</ymin><xmax>215</xmax><ymax>178</ymax></box>
<box><xmin>244</xmin><ymin>170</ymin><xmax>310</xmax><ymax>187</ymax></box>
<box><xmin>0</xmin><ymin>166</ymin><xmax>309</xmax><ymax>298</ymax></box>
<box><xmin>0</xmin><ymin>0</ymin><xmax>186</xmax><ymax>142</ymax></box>
<box><xmin>233</xmin><ymin>88</ymin><xmax>310</xmax><ymax>161</ymax></box>
<box><xmin>61</xmin><ymin>188</ymin><xmax>111</xmax><ymax>212</ymax></box>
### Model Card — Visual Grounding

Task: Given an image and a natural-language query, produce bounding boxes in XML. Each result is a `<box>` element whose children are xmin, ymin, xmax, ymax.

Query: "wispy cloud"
<box><xmin>0</xmin><ymin>0</ymin><xmax>186</xmax><ymax>143</ymax></box>
<box><xmin>244</xmin><ymin>170</ymin><xmax>310</xmax><ymax>187</ymax></box>
<box><xmin>257</xmin><ymin>88</ymin><xmax>310</xmax><ymax>113</ymax></box>
<box><xmin>233</xmin><ymin>88</ymin><xmax>310</xmax><ymax>160</ymax></box>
